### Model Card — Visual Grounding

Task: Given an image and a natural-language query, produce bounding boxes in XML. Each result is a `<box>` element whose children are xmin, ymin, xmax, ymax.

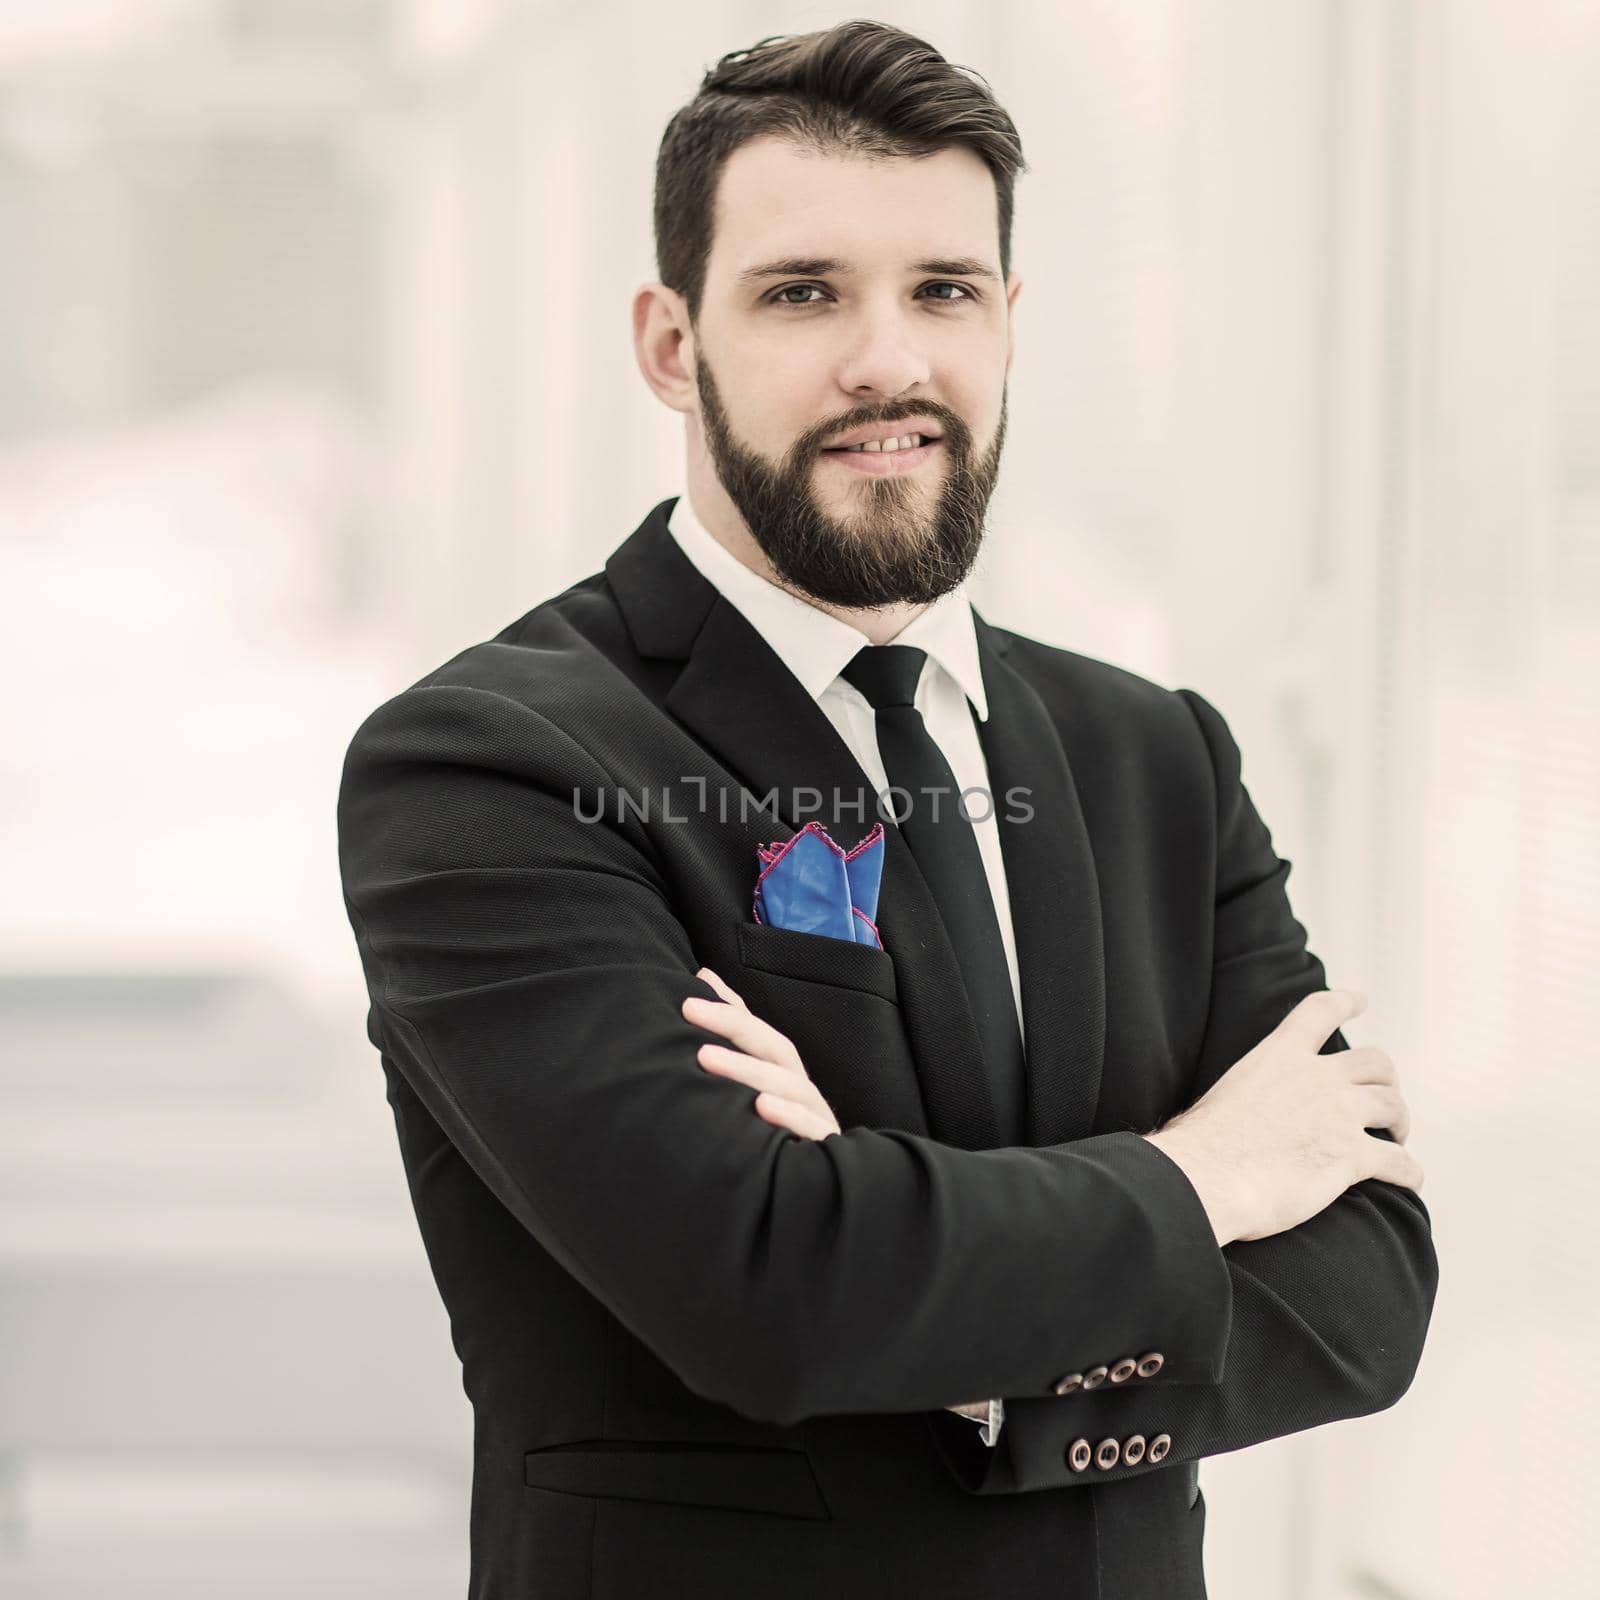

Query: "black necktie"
<box><xmin>840</xmin><ymin>644</ymin><xmax>1026</xmax><ymax>1142</ymax></box>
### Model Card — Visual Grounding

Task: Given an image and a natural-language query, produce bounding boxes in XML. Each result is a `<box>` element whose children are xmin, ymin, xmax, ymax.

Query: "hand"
<box><xmin>683</xmin><ymin>967</ymin><xmax>842</xmax><ymax>1141</ymax></box>
<box><xmin>1145</xmin><ymin>989</ymin><xmax>1425</xmax><ymax>1245</ymax></box>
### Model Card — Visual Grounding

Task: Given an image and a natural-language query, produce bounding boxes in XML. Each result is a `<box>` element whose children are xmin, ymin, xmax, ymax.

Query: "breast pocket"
<box><xmin>728</xmin><ymin>919</ymin><xmax>926</xmax><ymax>1135</ymax></box>
<box><xmin>735</xmin><ymin>918</ymin><xmax>898</xmax><ymax>1000</ymax></box>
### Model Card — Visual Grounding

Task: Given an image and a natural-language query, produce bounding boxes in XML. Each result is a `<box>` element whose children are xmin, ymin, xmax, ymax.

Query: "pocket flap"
<box><xmin>524</xmin><ymin>1439</ymin><xmax>831</xmax><ymax>1521</ymax></box>
<box><xmin>736</xmin><ymin>919</ymin><xmax>898</xmax><ymax>1003</ymax></box>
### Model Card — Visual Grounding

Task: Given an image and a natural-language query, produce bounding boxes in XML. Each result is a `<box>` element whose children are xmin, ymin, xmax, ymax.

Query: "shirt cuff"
<box><xmin>971</xmin><ymin>1397</ymin><xmax>1004</xmax><ymax>1447</ymax></box>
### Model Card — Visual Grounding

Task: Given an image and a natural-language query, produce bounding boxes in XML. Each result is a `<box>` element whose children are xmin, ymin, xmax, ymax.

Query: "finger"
<box><xmin>683</xmin><ymin>995</ymin><xmax>783</xmax><ymax>1054</ymax></box>
<box><xmin>683</xmin><ymin>996</ymin><xmax>800</xmax><ymax>1067</ymax></box>
<box><xmin>755</xmin><ymin>1090</ymin><xmax>835</xmax><ymax>1141</ymax></box>
<box><xmin>698</xmin><ymin>1042</ymin><xmax>807</xmax><ymax>1099</ymax></box>
<box><xmin>1280</xmin><ymin>988</ymin><xmax>1367</xmax><ymax>1052</ymax></box>
<box><xmin>1338</xmin><ymin>1044</ymin><xmax>1396</xmax><ymax>1086</ymax></box>
<box><xmin>1364</xmin><ymin>1134</ymin><xmax>1425</xmax><ymax>1193</ymax></box>
<box><xmin>696</xmin><ymin>967</ymin><xmax>747</xmax><ymax>1009</ymax></box>
<box><xmin>1353</xmin><ymin>1084</ymin><xmax>1411</xmax><ymax>1144</ymax></box>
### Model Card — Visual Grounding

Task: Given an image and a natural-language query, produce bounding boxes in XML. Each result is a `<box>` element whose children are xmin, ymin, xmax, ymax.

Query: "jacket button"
<box><xmin>1109</xmin><ymin>1357</ymin><xmax>1139</xmax><ymax>1384</ymax></box>
<box><xmin>1082</xmin><ymin>1365</ymin><xmax>1110</xmax><ymax>1390</ymax></box>
<box><xmin>1148</xmin><ymin>1433</ymin><xmax>1172</xmax><ymax>1463</ymax></box>
<box><xmin>1067</xmin><ymin>1438</ymin><xmax>1093</xmax><ymax>1472</ymax></box>
<box><xmin>1135</xmin><ymin>1351</ymin><xmax>1165</xmax><ymax>1378</ymax></box>
<box><xmin>1053</xmin><ymin>1372</ymin><xmax>1084</xmax><ymax>1396</ymax></box>
<box><xmin>1122</xmin><ymin>1433</ymin><xmax>1147</xmax><ymax>1465</ymax></box>
<box><xmin>1095</xmin><ymin>1438</ymin><xmax>1121</xmax><ymax>1470</ymax></box>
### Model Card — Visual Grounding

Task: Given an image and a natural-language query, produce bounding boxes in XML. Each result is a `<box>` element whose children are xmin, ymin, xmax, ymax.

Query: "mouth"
<box><xmin>820</xmin><ymin>437</ymin><xmax>944</xmax><ymax>476</ymax></box>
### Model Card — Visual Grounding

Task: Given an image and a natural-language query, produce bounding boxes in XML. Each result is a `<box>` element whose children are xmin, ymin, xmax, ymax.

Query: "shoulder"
<box><xmin>418</xmin><ymin>569</ymin><xmax>623</xmax><ymax>709</ymax></box>
<box><xmin>987</xmin><ymin>621</ymin><xmax>1179</xmax><ymax>714</ymax></box>
<box><xmin>981</xmin><ymin>618</ymin><xmax>1230</xmax><ymax>784</ymax></box>
<box><xmin>340</xmin><ymin>569</ymin><xmax>628</xmax><ymax>785</ymax></box>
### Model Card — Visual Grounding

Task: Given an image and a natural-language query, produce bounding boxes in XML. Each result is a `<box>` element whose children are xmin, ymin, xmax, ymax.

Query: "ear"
<box><xmin>1005</xmin><ymin>270</ymin><xmax>1023</xmax><ymax>378</ymax></box>
<box><xmin>633</xmin><ymin>282</ymin><xmax>697</xmax><ymax>416</ymax></box>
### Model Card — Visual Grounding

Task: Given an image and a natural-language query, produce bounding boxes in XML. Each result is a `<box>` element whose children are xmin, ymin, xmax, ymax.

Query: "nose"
<box><xmin>834</xmin><ymin>308</ymin><xmax>931</xmax><ymax>403</ymax></box>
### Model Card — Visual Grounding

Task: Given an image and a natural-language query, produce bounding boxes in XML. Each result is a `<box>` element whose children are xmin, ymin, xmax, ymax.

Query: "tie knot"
<box><xmin>841</xmin><ymin>644</ymin><xmax>927</xmax><ymax>710</ymax></box>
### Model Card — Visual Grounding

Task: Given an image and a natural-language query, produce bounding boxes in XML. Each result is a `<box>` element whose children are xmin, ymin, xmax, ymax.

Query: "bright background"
<box><xmin>1</xmin><ymin>2</ymin><xmax>1594</xmax><ymax>1595</ymax></box>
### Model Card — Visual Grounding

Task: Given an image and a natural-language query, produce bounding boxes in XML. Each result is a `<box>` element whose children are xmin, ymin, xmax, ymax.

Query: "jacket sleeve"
<box><xmin>336</xmin><ymin>679</ymin><xmax>1236</xmax><ymax>1430</ymax></box>
<box><xmin>926</xmin><ymin>686</ymin><xmax>1440</xmax><ymax>1494</ymax></box>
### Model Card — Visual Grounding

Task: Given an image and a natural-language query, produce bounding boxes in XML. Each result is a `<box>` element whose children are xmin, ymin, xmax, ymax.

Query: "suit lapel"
<box><xmin>606</xmin><ymin>496</ymin><xmax>1107</xmax><ymax>1150</ymax></box>
<box><xmin>971</xmin><ymin>613</ymin><xmax>1107</xmax><ymax>1145</ymax></box>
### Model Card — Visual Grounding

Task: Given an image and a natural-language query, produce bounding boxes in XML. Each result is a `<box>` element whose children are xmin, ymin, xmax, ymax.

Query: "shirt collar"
<box><xmin>666</xmin><ymin>490</ymin><xmax>989</xmax><ymax>721</ymax></box>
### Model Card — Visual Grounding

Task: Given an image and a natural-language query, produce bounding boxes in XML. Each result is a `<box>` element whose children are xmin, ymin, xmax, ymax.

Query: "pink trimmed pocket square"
<box><xmin>753</xmin><ymin>821</ymin><xmax>886</xmax><ymax>950</ymax></box>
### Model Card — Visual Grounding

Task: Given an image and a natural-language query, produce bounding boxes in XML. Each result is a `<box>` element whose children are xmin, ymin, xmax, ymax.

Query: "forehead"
<box><xmin>707</xmin><ymin>136</ymin><xmax>999</xmax><ymax>281</ymax></box>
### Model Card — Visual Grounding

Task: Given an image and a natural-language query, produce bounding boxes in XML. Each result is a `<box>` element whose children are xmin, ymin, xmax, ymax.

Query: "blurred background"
<box><xmin>1</xmin><ymin>0</ymin><xmax>1594</xmax><ymax>1595</ymax></box>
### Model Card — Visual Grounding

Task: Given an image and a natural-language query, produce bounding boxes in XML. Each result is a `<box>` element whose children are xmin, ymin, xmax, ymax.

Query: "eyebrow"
<box><xmin>736</xmin><ymin>255</ymin><xmax>1002</xmax><ymax>286</ymax></box>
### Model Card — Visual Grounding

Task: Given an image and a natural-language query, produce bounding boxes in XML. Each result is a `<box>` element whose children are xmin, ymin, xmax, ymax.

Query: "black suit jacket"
<box><xmin>336</xmin><ymin>496</ymin><xmax>1437</xmax><ymax>1599</ymax></box>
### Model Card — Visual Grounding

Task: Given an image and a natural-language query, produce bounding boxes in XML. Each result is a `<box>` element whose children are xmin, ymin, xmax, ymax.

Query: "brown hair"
<box><xmin>653</xmin><ymin>20</ymin><xmax>1027</xmax><ymax>326</ymax></box>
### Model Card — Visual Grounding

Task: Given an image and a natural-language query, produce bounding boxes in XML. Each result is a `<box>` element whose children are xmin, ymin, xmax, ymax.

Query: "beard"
<box><xmin>693</xmin><ymin>350</ymin><xmax>1007</xmax><ymax>610</ymax></box>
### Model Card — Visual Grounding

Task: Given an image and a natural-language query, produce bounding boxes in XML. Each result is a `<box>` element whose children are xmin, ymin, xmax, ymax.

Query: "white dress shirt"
<box><xmin>667</xmin><ymin>488</ymin><xmax>1019</xmax><ymax>1447</ymax></box>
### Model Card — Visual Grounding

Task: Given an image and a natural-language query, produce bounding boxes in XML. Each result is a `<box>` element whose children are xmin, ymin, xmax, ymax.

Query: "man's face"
<box><xmin>688</xmin><ymin>136</ymin><xmax>1018</xmax><ymax>610</ymax></box>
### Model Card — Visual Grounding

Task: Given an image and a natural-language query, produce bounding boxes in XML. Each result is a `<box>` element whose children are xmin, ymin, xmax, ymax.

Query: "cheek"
<box><xmin>720</xmin><ymin>352</ymin><xmax>815</xmax><ymax>429</ymax></box>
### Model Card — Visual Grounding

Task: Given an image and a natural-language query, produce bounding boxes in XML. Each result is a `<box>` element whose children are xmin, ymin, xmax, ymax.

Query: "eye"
<box><xmin>766</xmin><ymin>281</ymin><xmax>981</xmax><ymax>307</ymax></box>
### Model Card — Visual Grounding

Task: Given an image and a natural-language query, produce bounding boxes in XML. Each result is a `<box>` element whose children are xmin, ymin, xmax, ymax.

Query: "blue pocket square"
<box><xmin>753</xmin><ymin>821</ymin><xmax>886</xmax><ymax>949</ymax></box>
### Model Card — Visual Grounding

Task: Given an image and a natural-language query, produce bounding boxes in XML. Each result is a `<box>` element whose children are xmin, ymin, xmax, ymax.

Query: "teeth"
<box><xmin>841</xmin><ymin>433</ymin><xmax>925</xmax><ymax>453</ymax></box>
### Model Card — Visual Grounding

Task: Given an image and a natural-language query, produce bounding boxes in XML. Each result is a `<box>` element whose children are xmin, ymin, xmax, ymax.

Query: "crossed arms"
<box><xmin>336</xmin><ymin>678</ymin><xmax>1438</xmax><ymax>1496</ymax></box>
